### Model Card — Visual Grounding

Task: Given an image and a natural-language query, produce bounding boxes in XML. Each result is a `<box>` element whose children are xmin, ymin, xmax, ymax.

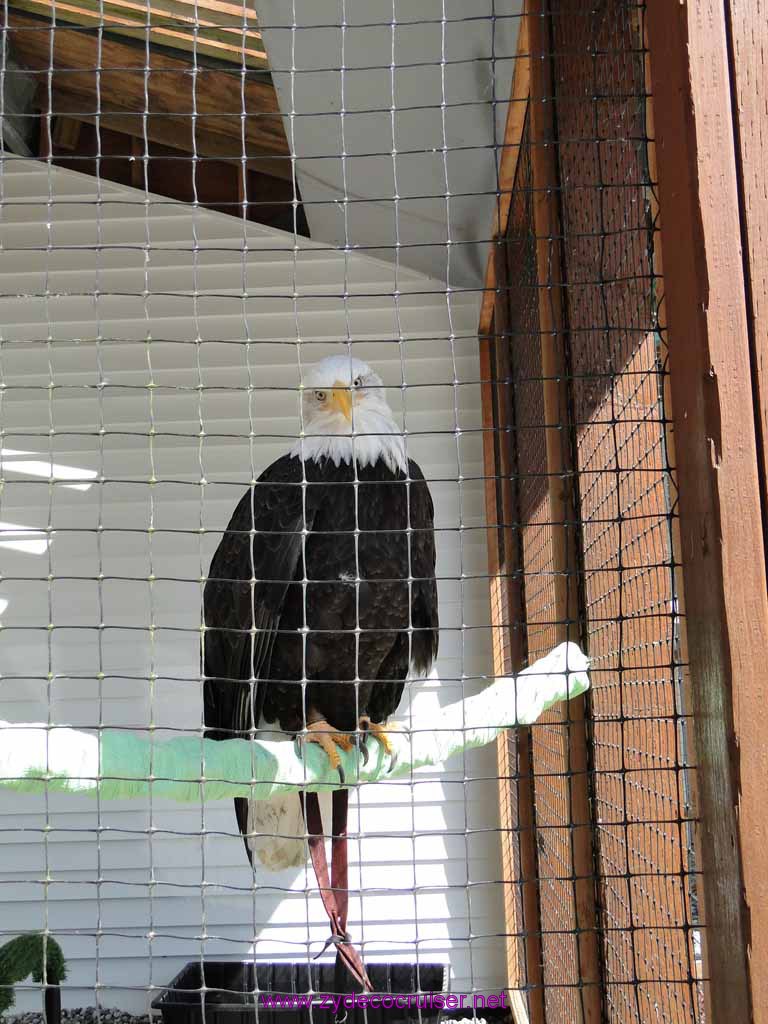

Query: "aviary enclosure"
<box><xmin>0</xmin><ymin>2</ymin><xmax>766</xmax><ymax>1023</ymax></box>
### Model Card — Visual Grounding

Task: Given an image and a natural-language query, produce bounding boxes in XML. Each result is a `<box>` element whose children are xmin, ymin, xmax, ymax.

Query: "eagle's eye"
<box><xmin>314</xmin><ymin>390</ymin><xmax>327</xmax><ymax>402</ymax></box>
<box><xmin>353</xmin><ymin>376</ymin><xmax>363</xmax><ymax>388</ymax></box>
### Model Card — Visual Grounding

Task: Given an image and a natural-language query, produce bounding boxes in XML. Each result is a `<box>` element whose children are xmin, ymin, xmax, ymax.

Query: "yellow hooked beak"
<box><xmin>329</xmin><ymin>381</ymin><xmax>353</xmax><ymax>421</ymax></box>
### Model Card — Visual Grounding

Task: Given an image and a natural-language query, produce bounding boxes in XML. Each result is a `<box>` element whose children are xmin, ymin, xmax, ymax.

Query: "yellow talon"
<box><xmin>358</xmin><ymin>716</ymin><xmax>399</xmax><ymax>770</ymax></box>
<box><xmin>299</xmin><ymin>719</ymin><xmax>354</xmax><ymax>782</ymax></box>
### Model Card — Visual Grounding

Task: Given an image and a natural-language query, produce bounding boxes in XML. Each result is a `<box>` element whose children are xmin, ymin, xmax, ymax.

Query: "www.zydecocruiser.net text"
<box><xmin>261</xmin><ymin>991</ymin><xmax>509</xmax><ymax>1013</ymax></box>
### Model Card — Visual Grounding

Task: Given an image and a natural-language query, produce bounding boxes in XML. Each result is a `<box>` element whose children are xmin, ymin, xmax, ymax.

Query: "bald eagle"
<box><xmin>202</xmin><ymin>354</ymin><xmax>438</xmax><ymax>867</ymax></box>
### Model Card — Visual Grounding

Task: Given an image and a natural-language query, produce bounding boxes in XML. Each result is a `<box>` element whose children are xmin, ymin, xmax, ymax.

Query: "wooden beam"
<box><xmin>509</xmin><ymin>726</ymin><xmax>541</xmax><ymax>1024</ymax></box>
<box><xmin>726</xmin><ymin>0</ymin><xmax>768</xmax><ymax>552</ymax></box>
<box><xmin>5</xmin><ymin>12</ymin><xmax>280</xmax><ymax>124</ymax></box>
<box><xmin>8</xmin><ymin>0</ymin><xmax>267</xmax><ymax>69</ymax></box>
<box><xmin>643</xmin><ymin>22</ymin><xmax>711</xmax><ymax>1021</ymax></box>
<box><xmin>45</xmin><ymin>90</ymin><xmax>293</xmax><ymax>178</ymax></box>
<box><xmin>51</xmin><ymin>113</ymin><xmax>81</xmax><ymax>150</ymax></box>
<box><xmin>478</xmin><ymin>16</ymin><xmax>530</xmax><ymax>341</ymax></box>
<box><xmin>482</xmin><ymin>239</ymin><xmax>545</xmax><ymax>1024</ymax></box>
<box><xmin>646</xmin><ymin>1</ymin><xmax>768</xmax><ymax>1020</ymax></box>
<box><xmin>134</xmin><ymin>0</ymin><xmax>260</xmax><ymax>27</ymax></box>
<box><xmin>26</xmin><ymin>0</ymin><xmax>263</xmax><ymax>33</ymax></box>
<box><xmin>527</xmin><ymin>4</ymin><xmax>603</xmax><ymax>1022</ymax></box>
<box><xmin>480</xmin><ymin>289</ymin><xmax>521</xmax><ymax>1012</ymax></box>
<box><xmin>493</xmin><ymin>240</ymin><xmax>545</xmax><ymax>1024</ymax></box>
<box><xmin>7</xmin><ymin>12</ymin><xmax>290</xmax><ymax>174</ymax></box>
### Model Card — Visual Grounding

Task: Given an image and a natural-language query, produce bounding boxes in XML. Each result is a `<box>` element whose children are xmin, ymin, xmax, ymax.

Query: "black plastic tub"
<box><xmin>151</xmin><ymin>962</ymin><xmax>447</xmax><ymax>1024</ymax></box>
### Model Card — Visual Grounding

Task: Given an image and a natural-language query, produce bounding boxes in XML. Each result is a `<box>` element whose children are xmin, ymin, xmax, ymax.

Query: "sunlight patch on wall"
<box><xmin>1</xmin><ymin>448</ymin><xmax>97</xmax><ymax>491</ymax></box>
<box><xmin>0</xmin><ymin>521</ymin><xmax>49</xmax><ymax>555</ymax></box>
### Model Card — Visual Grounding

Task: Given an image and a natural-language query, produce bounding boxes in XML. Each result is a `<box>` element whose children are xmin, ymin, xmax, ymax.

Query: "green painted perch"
<box><xmin>0</xmin><ymin>643</ymin><xmax>589</xmax><ymax>802</ymax></box>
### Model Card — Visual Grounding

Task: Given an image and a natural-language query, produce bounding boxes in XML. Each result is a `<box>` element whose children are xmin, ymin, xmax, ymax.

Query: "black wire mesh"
<box><xmin>493</xmin><ymin>108</ymin><xmax>583</xmax><ymax>1023</ymax></box>
<box><xmin>549</xmin><ymin>2</ymin><xmax>700</xmax><ymax>1019</ymax></box>
<box><xmin>0</xmin><ymin>0</ymin><xmax>704</xmax><ymax>1020</ymax></box>
<box><xmin>487</xmin><ymin>1</ymin><xmax>703</xmax><ymax>1021</ymax></box>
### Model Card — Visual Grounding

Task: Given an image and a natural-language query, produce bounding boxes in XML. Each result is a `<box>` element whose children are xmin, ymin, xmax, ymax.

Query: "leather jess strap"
<box><xmin>299</xmin><ymin>789</ymin><xmax>373</xmax><ymax>994</ymax></box>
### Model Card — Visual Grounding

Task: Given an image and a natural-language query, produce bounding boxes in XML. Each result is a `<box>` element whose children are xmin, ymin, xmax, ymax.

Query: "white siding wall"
<box><xmin>0</xmin><ymin>161</ymin><xmax>504</xmax><ymax>1012</ymax></box>
<box><xmin>256</xmin><ymin>0</ymin><xmax>521</xmax><ymax>289</ymax></box>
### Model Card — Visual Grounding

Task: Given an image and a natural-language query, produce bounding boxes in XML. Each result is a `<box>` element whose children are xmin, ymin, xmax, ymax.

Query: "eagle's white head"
<box><xmin>290</xmin><ymin>355</ymin><xmax>407</xmax><ymax>474</ymax></box>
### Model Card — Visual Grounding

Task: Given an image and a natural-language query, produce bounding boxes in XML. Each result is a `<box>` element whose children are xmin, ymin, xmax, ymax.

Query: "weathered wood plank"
<box><xmin>45</xmin><ymin>90</ymin><xmax>292</xmax><ymax>177</ymax></box>
<box><xmin>8</xmin><ymin>0</ymin><xmax>267</xmax><ymax>69</ymax></box>
<box><xmin>5</xmin><ymin>13</ymin><xmax>279</xmax><ymax>117</ymax></box>
<box><xmin>527</xmin><ymin>4</ymin><xmax>602</xmax><ymax>1022</ymax></box>
<box><xmin>491</xmin><ymin>238</ymin><xmax>545</xmax><ymax>1024</ymax></box>
<box><xmin>6</xmin><ymin>12</ymin><xmax>289</xmax><ymax>171</ymax></box>
<box><xmin>727</xmin><ymin>0</ymin><xmax>768</xmax><ymax>558</ymax></box>
<box><xmin>647</xmin><ymin>1</ymin><xmax>768</xmax><ymax>1019</ymax></box>
<box><xmin>643</xmin><ymin>21</ymin><xmax>710</xmax><ymax>1021</ymax></box>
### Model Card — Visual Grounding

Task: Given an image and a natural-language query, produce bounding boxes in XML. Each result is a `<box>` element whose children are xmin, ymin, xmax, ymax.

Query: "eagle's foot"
<box><xmin>353</xmin><ymin>729</ymin><xmax>370</xmax><ymax>767</ymax></box>
<box><xmin>358</xmin><ymin>716</ymin><xmax>399</xmax><ymax>773</ymax></box>
<box><xmin>297</xmin><ymin>719</ymin><xmax>354</xmax><ymax>784</ymax></box>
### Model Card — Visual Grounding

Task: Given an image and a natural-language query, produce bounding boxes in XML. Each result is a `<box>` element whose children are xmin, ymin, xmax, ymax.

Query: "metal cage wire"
<box><xmin>0</xmin><ymin>1</ymin><xmax>703</xmax><ymax>1023</ymax></box>
<box><xmin>481</xmin><ymin>1</ymin><xmax>702</xmax><ymax>1020</ymax></box>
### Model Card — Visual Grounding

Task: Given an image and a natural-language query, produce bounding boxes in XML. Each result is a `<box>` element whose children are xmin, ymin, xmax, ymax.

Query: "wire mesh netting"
<box><xmin>550</xmin><ymin>5</ymin><xmax>700</xmax><ymax>1020</ymax></box>
<box><xmin>0</xmin><ymin>0</ymin><xmax>518</xmax><ymax>1016</ymax></box>
<box><xmin>485</xmin><ymin>1</ymin><xmax>703</xmax><ymax>1021</ymax></box>
<box><xmin>550</xmin><ymin>2</ymin><xmax>701</xmax><ymax>1019</ymax></box>
<box><xmin>0</xmin><ymin>0</ymin><xmax>704</xmax><ymax>1022</ymax></box>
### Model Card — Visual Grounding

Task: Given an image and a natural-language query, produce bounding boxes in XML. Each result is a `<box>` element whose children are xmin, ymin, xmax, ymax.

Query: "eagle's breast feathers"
<box><xmin>203</xmin><ymin>453</ymin><xmax>438</xmax><ymax>740</ymax></box>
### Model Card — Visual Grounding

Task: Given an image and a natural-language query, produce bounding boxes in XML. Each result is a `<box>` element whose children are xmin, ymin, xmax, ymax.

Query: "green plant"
<box><xmin>0</xmin><ymin>934</ymin><xmax>67</xmax><ymax>1015</ymax></box>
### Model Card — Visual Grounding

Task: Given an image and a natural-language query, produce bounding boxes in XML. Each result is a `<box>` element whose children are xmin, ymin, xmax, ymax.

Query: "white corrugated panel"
<box><xmin>0</xmin><ymin>159</ymin><xmax>504</xmax><ymax>1011</ymax></box>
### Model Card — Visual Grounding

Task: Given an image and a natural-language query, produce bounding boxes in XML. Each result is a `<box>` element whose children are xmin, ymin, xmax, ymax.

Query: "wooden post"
<box><xmin>527</xmin><ymin>5</ymin><xmax>603</xmax><ymax>1023</ymax></box>
<box><xmin>726</xmin><ymin>1</ymin><xmax>768</xmax><ymax>544</ymax></box>
<box><xmin>479</xmin><ymin>17</ymin><xmax>545</xmax><ymax>1023</ymax></box>
<box><xmin>487</xmin><ymin>240</ymin><xmax>545</xmax><ymax>1024</ymax></box>
<box><xmin>646</xmin><ymin>2</ymin><xmax>768</xmax><ymax>1020</ymax></box>
<box><xmin>478</xmin><ymin>14</ymin><xmax>530</xmax><ymax>341</ymax></box>
<box><xmin>643</xmin><ymin>25</ymin><xmax>711</xmax><ymax>1018</ymax></box>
